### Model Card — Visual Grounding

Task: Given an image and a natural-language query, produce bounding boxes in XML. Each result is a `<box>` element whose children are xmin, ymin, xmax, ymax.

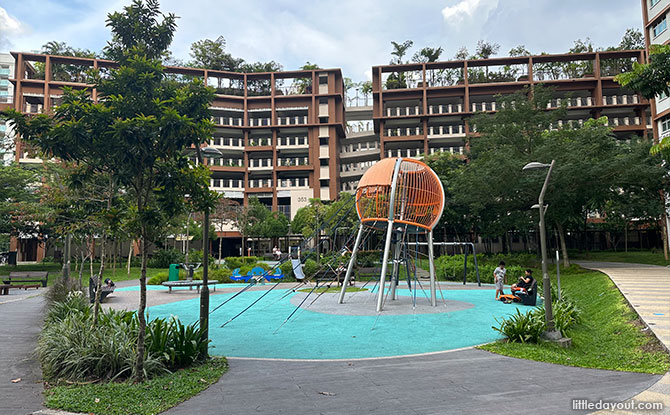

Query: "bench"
<box><xmin>0</xmin><ymin>283</ymin><xmax>41</xmax><ymax>295</ymax></box>
<box><xmin>357</xmin><ymin>266</ymin><xmax>381</xmax><ymax>280</ymax></box>
<box><xmin>89</xmin><ymin>276</ymin><xmax>115</xmax><ymax>303</ymax></box>
<box><xmin>3</xmin><ymin>272</ymin><xmax>49</xmax><ymax>287</ymax></box>
<box><xmin>161</xmin><ymin>280</ymin><xmax>218</xmax><ymax>293</ymax></box>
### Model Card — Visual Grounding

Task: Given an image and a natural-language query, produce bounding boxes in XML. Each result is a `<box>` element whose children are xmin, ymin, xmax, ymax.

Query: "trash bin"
<box><xmin>168</xmin><ymin>264</ymin><xmax>180</xmax><ymax>281</ymax></box>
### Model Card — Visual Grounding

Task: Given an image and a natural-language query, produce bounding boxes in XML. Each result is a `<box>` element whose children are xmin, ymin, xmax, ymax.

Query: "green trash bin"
<box><xmin>168</xmin><ymin>264</ymin><xmax>180</xmax><ymax>281</ymax></box>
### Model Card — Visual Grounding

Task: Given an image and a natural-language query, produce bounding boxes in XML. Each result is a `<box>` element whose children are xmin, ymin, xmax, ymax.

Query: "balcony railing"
<box><xmin>278</xmin><ymin>157</ymin><xmax>309</xmax><ymax>167</ymax></box>
<box><xmin>386</xmin><ymin>148</ymin><xmax>423</xmax><ymax>159</ymax></box>
<box><xmin>427</xmin><ymin>125</ymin><xmax>465</xmax><ymax>136</ymax></box>
<box><xmin>346</xmin><ymin>121</ymin><xmax>374</xmax><ymax>134</ymax></box>
<box><xmin>210</xmin><ymin>178</ymin><xmax>244</xmax><ymax>189</ymax></box>
<box><xmin>25</xmin><ymin>103</ymin><xmax>43</xmax><ymax>113</ymax></box>
<box><xmin>278</xmin><ymin>177</ymin><xmax>309</xmax><ymax>188</ymax></box>
<box><xmin>385</xmin><ymin>126</ymin><xmax>423</xmax><ymax>137</ymax></box>
<box><xmin>428</xmin><ymin>103</ymin><xmax>463</xmax><ymax>114</ymax></box>
<box><xmin>211</xmin><ymin>137</ymin><xmax>244</xmax><ymax>148</ymax></box>
<box><xmin>471</xmin><ymin>102</ymin><xmax>497</xmax><ymax>112</ymax></box>
<box><xmin>212</xmin><ymin>116</ymin><xmax>243</xmax><ymax>126</ymax></box>
<box><xmin>546</xmin><ymin>96</ymin><xmax>593</xmax><ymax>108</ymax></box>
<box><xmin>248</xmin><ymin>159</ymin><xmax>273</xmax><ymax>169</ymax></box>
<box><xmin>277</xmin><ymin>136</ymin><xmax>309</xmax><ymax>147</ymax></box>
<box><xmin>277</xmin><ymin>115</ymin><xmax>309</xmax><ymax>125</ymax></box>
<box><xmin>385</xmin><ymin>106</ymin><xmax>421</xmax><ymax>117</ymax></box>
<box><xmin>604</xmin><ymin>116</ymin><xmax>641</xmax><ymax>127</ymax></box>
<box><xmin>249</xmin><ymin>178</ymin><xmax>273</xmax><ymax>188</ymax></box>
<box><xmin>602</xmin><ymin>95</ymin><xmax>640</xmax><ymax>106</ymax></box>
<box><xmin>209</xmin><ymin>158</ymin><xmax>243</xmax><ymax>167</ymax></box>
<box><xmin>249</xmin><ymin>117</ymin><xmax>272</xmax><ymax>127</ymax></box>
<box><xmin>248</xmin><ymin>137</ymin><xmax>272</xmax><ymax>147</ymax></box>
<box><xmin>346</xmin><ymin>96</ymin><xmax>372</xmax><ymax>107</ymax></box>
<box><xmin>340</xmin><ymin>142</ymin><xmax>379</xmax><ymax>154</ymax></box>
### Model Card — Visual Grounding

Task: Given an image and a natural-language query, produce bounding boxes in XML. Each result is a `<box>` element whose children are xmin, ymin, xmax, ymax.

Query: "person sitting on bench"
<box><xmin>511</xmin><ymin>269</ymin><xmax>534</xmax><ymax>295</ymax></box>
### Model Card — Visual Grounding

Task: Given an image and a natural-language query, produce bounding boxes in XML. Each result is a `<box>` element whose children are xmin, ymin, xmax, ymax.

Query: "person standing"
<box><xmin>494</xmin><ymin>261</ymin><xmax>506</xmax><ymax>300</ymax></box>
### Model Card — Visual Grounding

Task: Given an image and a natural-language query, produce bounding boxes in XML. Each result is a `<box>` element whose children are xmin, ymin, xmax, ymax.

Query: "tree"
<box><xmin>412</xmin><ymin>47</ymin><xmax>443</xmax><ymax>63</ymax></box>
<box><xmin>34</xmin><ymin>41</ymin><xmax>97</xmax><ymax>82</ymax></box>
<box><xmin>454</xmin><ymin>47</ymin><xmax>469</xmax><ymax>60</ymax></box>
<box><xmin>390</xmin><ymin>40</ymin><xmax>414</xmax><ymax>65</ymax></box>
<box><xmin>4</xmin><ymin>0</ymin><xmax>216</xmax><ymax>380</ymax></box>
<box><xmin>0</xmin><ymin>163</ymin><xmax>42</xmax><ymax>242</ymax></box>
<box><xmin>475</xmin><ymin>40</ymin><xmax>500</xmax><ymax>59</ymax></box>
<box><xmin>210</xmin><ymin>197</ymin><xmax>240</xmax><ymax>260</ymax></box>
<box><xmin>509</xmin><ymin>45</ymin><xmax>531</xmax><ymax>57</ymax></box>
<box><xmin>619</xmin><ymin>28</ymin><xmax>645</xmax><ymax>50</ymax></box>
<box><xmin>189</xmin><ymin>36</ymin><xmax>244</xmax><ymax>73</ymax></box>
<box><xmin>616</xmin><ymin>43</ymin><xmax>670</xmax><ymax>258</ymax></box>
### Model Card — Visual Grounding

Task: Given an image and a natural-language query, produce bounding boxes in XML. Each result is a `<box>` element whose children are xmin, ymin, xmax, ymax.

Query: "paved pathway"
<box><xmin>164</xmin><ymin>349</ymin><xmax>660</xmax><ymax>415</ymax></box>
<box><xmin>0</xmin><ymin>290</ymin><xmax>46</xmax><ymax>415</ymax></box>
<box><xmin>576</xmin><ymin>261</ymin><xmax>670</xmax><ymax>414</ymax></box>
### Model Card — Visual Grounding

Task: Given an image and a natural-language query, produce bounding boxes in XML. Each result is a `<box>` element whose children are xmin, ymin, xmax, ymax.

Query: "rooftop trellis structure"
<box><xmin>338</xmin><ymin>157</ymin><xmax>445</xmax><ymax>311</ymax></box>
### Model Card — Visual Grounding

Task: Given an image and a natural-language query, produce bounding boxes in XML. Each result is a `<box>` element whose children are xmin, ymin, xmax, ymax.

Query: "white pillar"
<box><xmin>339</xmin><ymin>223</ymin><xmax>365</xmax><ymax>304</ymax></box>
<box><xmin>377</xmin><ymin>222</ymin><xmax>394</xmax><ymax>312</ymax></box>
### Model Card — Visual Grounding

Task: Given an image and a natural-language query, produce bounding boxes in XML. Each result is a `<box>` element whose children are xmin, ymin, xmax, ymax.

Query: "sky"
<box><xmin>0</xmin><ymin>0</ymin><xmax>643</xmax><ymax>82</ymax></box>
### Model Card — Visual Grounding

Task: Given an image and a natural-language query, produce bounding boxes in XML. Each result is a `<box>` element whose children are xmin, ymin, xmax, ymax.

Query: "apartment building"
<box><xmin>641</xmin><ymin>0</ymin><xmax>670</xmax><ymax>140</ymax></box>
<box><xmin>10</xmin><ymin>52</ymin><xmax>345</xmax><ymax>221</ymax></box>
<box><xmin>370</xmin><ymin>50</ymin><xmax>651</xmax><ymax>165</ymax></box>
<box><xmin>0</xmin><ymin>53</ymin><xmax>15</xmax><ymax>164</ymax></box>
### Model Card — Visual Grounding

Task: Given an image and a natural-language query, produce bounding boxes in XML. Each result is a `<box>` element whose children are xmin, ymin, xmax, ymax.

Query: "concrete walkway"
<box><xmin>0</xmin><ymin>290</ymin><xmax>46</xmax><ymax>415</ymax></box>
<box><xmin>164</xmin><ymin>349</ymin><xmax>660</xmax><ymax>415</ymax></box>
<box><xmin>576</xmin><ymin>261</ymin><xmax>670</xmax><ymax>414</ymax></box>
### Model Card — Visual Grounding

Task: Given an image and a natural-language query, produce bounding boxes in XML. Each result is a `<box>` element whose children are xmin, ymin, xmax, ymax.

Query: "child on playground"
<box><xmin>494</xmin><ymin>261</ymin><xmax>506</xmax><ymax>300</ymax></box>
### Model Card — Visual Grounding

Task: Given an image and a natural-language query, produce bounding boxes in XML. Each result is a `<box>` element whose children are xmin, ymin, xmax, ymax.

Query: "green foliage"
<box><xmin>148</xmin><ymin>248</ymin><xmax>184</xmax><ymax>269</ymax></box>
<box><xmin>434</xmin><ymin>254</ymin><xmax>524</xmax><ymax>283</ymax></box>
<box><xmin>43</xmin><ymin>358</ymin><xmax>228</xmax><ymax>415</ymax></box>
<box><xmin>223</xmin><ymin>256</ymin><xmax>258</xmax><ymax>268</ymax></box>
<box><xmin>493</xmin><ymin>309</ymin><xmax>545</xmax><ymax>343</ymax></box>
<box><xmin>145</xmin><ymin>317</ymin><xmax>208</xmax><ymax>368</ymax></box>
<box><xmin>355</xmin><ymin>250</ymin><xmax>381</xmax><ymax>267</ymax></box>
<box><xmin>303</xmin><ymin>258</ymin><xmax>318</xmax><ymax>278</ymax></box>
<box><xmin>45</xmin><ymin>277</ymin><xmax>84</xmax><ymax>305</ymax></box>
<box><xmin>0</xmin><ymin>163</ymin><xmax>42</xmax><ymax>237</ymax></box>
<box><xmin>280</xmin><ymin>260</ymin><xmax>294</xmax><ymax>280</ymax></box>
<box><xmin>147</xmin><ymin>272</ymin><xmax>169</xmax><ymax>285</ymax></box>
<box><xmin>39</xmin><ymin>293</ymin><xmax>208</xmax><ymax>382</ymax></box>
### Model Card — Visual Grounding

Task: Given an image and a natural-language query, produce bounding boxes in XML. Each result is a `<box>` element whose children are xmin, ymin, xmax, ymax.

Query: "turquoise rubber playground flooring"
<box><xmin>146</xmin><ymin>285</ymin><xmax>532</xmax><ymax>360</ymax></box>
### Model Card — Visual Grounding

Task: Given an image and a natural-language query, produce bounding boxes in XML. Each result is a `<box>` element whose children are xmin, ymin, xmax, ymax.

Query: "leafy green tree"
<box><xmin>33</xmin><ymin>41</ymin><xmax>97</xmax><ymax>81</ymax></box>
<box><xmin>390</xmin><ymin>40</ymin><xmax>414</xmax><ymax>64</ymax></box>
<box><xmin>189</xmin><ymin>36</ymin><xmax>243</xmax><ymax>73</ymax></box>
<box><xmin>509</xmin><ymin>45</ymin><xmax>531</xmax><ymax>57</ymax></box>
<box><xmin>618</xmin><ymin>28</ymin><xmax>645</xmax><ymax>50</ymax></box>
<box><xmin>0</xmin><ymin>163</ymin><xmax>42</xmax><ymax>241</ymax></box>
<box><xmin>4</xmin><ymin>0</ymin><xmax>216</xmax><ymax>380</ymax></box>
<box><xmin>475</xmin><ymin>40</ymin><xmax>500</xmax><ymax>59</ymax></box>
<box><xmin>412</xmin><ymin>47</ymin><xmax>443</xmax><ymax>63</ymax></box>
<box><xmin>454</xmin><ymin>47</ymin><xmax>469</xmax><ymax>60</ymax></box>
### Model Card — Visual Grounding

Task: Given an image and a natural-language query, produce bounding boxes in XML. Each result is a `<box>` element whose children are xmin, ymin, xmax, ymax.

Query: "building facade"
<box><xmin>8</xmin><ymin>49</ymin><xmax>655</xmax><ymax>259</ymax></box>
<box><xmin>641</xmin><ymin>0</ymin><xmax>670</xmax><ymax>141</ymax></box>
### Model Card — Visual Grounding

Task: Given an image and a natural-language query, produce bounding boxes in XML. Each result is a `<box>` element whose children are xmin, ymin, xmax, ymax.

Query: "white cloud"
<box><xmin>441</xmin><ymin>0</ymin><xmax>499</xmax><ymax>28</ymax></box>
<box><xmin>0</xmin><ymin>7</ymin><xmax>27</xmax><ymax>50</ymax></box>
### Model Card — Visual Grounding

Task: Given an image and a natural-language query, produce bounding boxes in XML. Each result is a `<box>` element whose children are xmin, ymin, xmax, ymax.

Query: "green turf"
<box><xmin>570</xmin><ymin>250</ymin><xmax>670</xmax><ymax>266</ymax></box>
<box><xmin>0</xmin><ymin>262</ymin><xmax>169</xmax><ymax>286</ymax></box>
<box><xmin>44</xmin><ymin>357</ymin><xmax>228</xmax><ymax>415</ymax></box>
<box><xmin>479</xmin><ymin>265</ymin><xmax>670</xmax><ymax>374</ymax></box>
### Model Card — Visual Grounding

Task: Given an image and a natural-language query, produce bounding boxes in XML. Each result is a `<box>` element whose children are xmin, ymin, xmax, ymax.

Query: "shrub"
<box><xmin>434</xmin><ymin>254</ymin><xmax>523</xmax><ymax>284</ymax></box>
<box><xmin>148</xmin><ymin>272</ymin><xmax>169</xmax><ymax>285</ymax></box>
<box><xmin>187</xmin><ymin>249</ymin><xmax>216</xmax><ymax>267</ymax></box>
<box><xmin>145</xmin><ymin>317</ymin><xmax>208</xmax><ymax>369</ymax></box>
<box><xmin>303</xmin><ymin>259</ymin><xmax>318</xmax><ymax>278</ymax></box>
<box><xmin>356</xmin><ymin>250</ymin><xmax>381</xmax><ymax>267</ymax></box>
<box><xmin>192</xmin><ymin>268</ymin><xmax>232</xmax><ymax>283</ymax></box>
<box><xmin>532</xmin><ymin>290</ymin><xmax>581</xmax><ymax>336</ymax></box>
<box><xmin>46</xmin><ymin>291</ymin><xmax>90</xmax><ymax>324</ymax></box>
<box><xmin>45</xmin><ymin>277</ymin><xmax>83</xmax><ymax>306</ymax></box>
<box><xmin>493</xmin><ymin>309</ymin><xmax>545</xmax><ymax>343</ymax></box>
<box><xmin>148</xmin><ymin>248</ymin><xmax>184</xmax><ymax>269</ymax></box>
<box><xmin>280</xmin><ymin>261</ymin><xmax>294</xmax><ymax>280</ymax></box>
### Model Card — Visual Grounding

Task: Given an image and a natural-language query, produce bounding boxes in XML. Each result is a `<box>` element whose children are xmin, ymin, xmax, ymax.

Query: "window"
<box><xmin>661</xmin><ymin>117</ymin><xmax>670</xmax><ymax>133</ymax></box>
<box><xmin>653</xmin><ymin>17</ymin><xmax>667</xmax><ymax>38</ymax></box>
<box><xmin>650</xmin><ymin>0</ymin><xmax>661</xmax><ymax>8</ymax></box>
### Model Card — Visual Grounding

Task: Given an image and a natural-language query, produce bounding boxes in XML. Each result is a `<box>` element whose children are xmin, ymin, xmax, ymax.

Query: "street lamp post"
<box><xmin>195</xmin><ymin>146</ymin><xmax>223</xmax><ymax>354</ymax></box>
<box><xmin>523</xmin><ymin>160</ymin><xmax>561</xmax><ymax>340</ymax></box>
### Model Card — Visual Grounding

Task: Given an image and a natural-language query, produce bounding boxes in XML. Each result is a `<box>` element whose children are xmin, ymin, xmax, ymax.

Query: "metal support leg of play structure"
<box><xmin>428</xmin><ymin>231</ymin><xmax>437</xmax><ymax>306</ymax></box>
<box><xmin>390</xmin><ymin>235</ymin><xmax>402</xmax><ymax>301</ymax></box>
<box><xmin>338</xmin><ymin>223</ymin><xmax>365</xmax><ymax>304</ymax></box>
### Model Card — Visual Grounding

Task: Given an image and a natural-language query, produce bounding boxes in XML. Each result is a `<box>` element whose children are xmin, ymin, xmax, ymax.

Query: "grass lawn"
<box><xmin>298</xmin><ymin>286</ymin><xmax>368</xmax><ymax>293</ymax></box>
<box><xmin>479</xmin><ymin>265</ymin><xmax>670</xmax><ymax>374</ymax></box>
<box><xmin>570</xmin><ymin>250</ymin><xmax>670</xmax><ymax>267</ymax></box>
<box><xmin>44</xmin><ymin>357</ymin><xmax>228</xmax><ymax>415</ymax></box>
<box><xmin>0</xmin><ymin>262</ymin><xmax>169</xmax><ymax>286</ymax></box>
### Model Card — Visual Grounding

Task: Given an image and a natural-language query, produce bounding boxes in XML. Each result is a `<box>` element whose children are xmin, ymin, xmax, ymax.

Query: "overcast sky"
<box><xmin>0</xmin><ymin>0</ymin><xmax>643</xmax><ymax>81</ymax></box>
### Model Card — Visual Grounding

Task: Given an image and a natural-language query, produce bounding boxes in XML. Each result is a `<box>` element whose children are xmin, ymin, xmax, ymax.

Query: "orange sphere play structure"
<box><xmin>355</xmin><ymin>158</ymin><xmax>445</xmax><ymax>232</ymax></box>
<box><xmin>339</xmin><ymin>157</ymin><xmax>445</xmax><ymax>311</ymax></box>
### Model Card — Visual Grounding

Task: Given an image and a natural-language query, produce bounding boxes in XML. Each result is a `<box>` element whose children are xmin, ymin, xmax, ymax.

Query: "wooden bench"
<box><xmin>161</xmin><ymin>280</ymin><xmax>218</xmax><ymax>293</ymax></box>
<box><xmin>0</xmin><ymin>283</ymin><xmax>41</xmax><ymax>295</ymax></box>
<box><xmin>3</xmin><ymin>272</ymin><xmax>49</xmax><ymax>287</ymax></box>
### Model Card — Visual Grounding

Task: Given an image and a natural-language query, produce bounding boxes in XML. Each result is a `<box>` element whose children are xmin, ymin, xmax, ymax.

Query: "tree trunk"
<box><xmin>624</xmin><ymin>223</ymin><xmax>628</xmax><ymax>253</ymax></box>
<box><xmin>218</xmin><ymin>235</ymin><xmax>223</xmax><ymax>261</ymax></box>
<box><xmin>556</xmin><ymin>222</ymin><xmax>570</xmax><ymax>267</ymax></box>
<box><xmin>127</xmin><ymin>243</ymin><xmax>133</xmax><ymax>277</ymax></box>
<box><xmin>135</xmin><ymin>235</ymin><xmax>148</xmax><ymax>382</ymax></box>
<box><xmin>93</xmin><ymin>235</ymin><xmax>106</xmax><ymax>326</ymax></box>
